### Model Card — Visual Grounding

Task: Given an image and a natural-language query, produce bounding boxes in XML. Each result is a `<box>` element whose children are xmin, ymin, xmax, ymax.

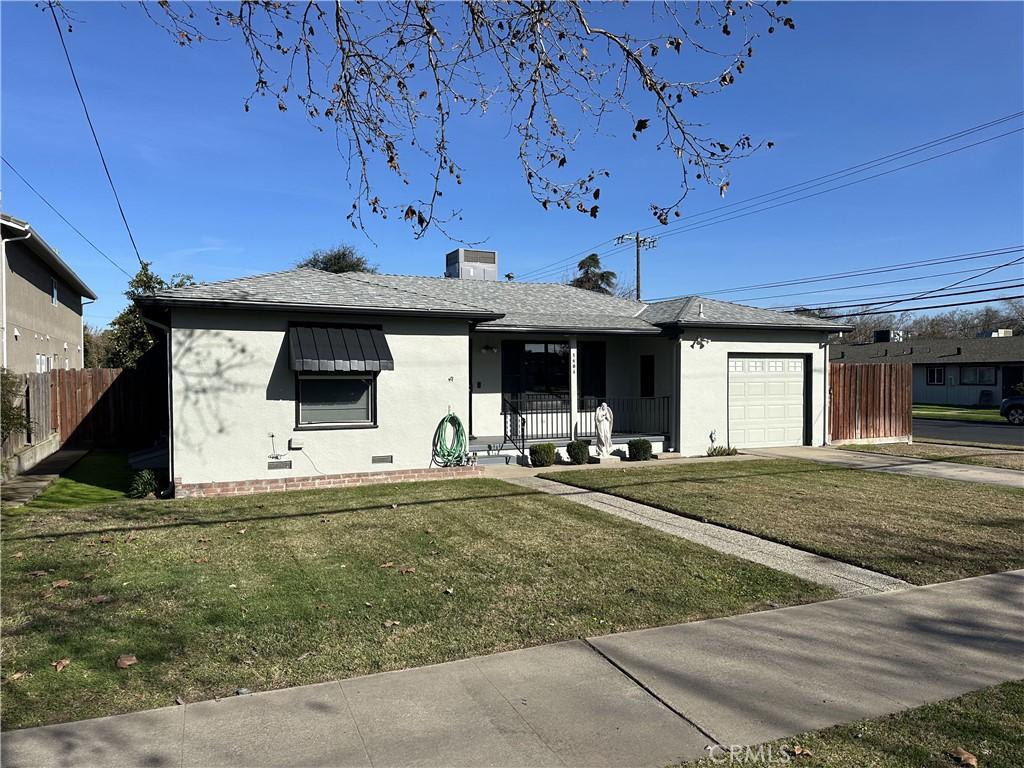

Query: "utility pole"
<box><xmin>615</xmin><ymin>232</ymin><xmax>658</xmax><ymax>301</ymax></box>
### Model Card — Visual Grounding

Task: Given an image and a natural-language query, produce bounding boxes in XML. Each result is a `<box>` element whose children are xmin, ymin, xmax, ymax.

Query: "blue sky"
<box><xmin>2</xmin><ymin>1</ymin><xmax>1022</xmax><ymax>327</ymax></box>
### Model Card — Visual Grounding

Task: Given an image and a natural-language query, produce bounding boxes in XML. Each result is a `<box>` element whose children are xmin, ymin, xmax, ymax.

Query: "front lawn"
<box><xmin>837</xmin><ymin>442</ymin><xmax>1024</xmax><ymax>471</ymax></box>
<box><xmin>0</xmin><ymin>478</ymin><xmax>831</xmax><ymax>730</ymax></box>
<box><xmin>25</xmin><ymin>451</ymin><xmax>133</xmax><ymax>510</ymax></box>
<box><xmin>685</xmin><ymin>680</ymin><xmax>1024</xmax><ymax>768</ymax></box>
<box><xmin>913</xmin><ymin>404</ymin><xmax>1004</xmax><ymax>423</ymax></box>
<box><xmin>542</xmin><ymin>459</ymin><xmax>1024</xmax><ymax>584</ymax></box>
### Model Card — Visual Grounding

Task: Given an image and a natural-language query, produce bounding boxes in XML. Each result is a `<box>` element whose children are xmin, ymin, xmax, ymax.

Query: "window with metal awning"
<box><xmin>288</xmin><ymin>325</ymin><xmax>394</xmax><ymax>373</ymax></box>
<box><xmin>288</xmin><ymin>325</ymin><xmax>393</xmax><ymax>428</ymax></box>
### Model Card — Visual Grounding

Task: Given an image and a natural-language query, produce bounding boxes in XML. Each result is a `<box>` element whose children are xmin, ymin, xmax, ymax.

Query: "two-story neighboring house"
<box><xmin>1</xmin><ymin>213</ymin><xmax>97</xmax><ymax>373</ymax></box>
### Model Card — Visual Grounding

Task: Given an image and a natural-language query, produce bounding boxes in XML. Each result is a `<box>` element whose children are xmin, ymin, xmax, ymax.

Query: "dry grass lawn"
<box><xmin>543</xmin><ymin>459</ymin><xmax>1024</xmax><ymax>585</ymax></box>
<box><xmin>838</xmin><ymin>442</ymin><xmax>1024</xmax><ymax>471</ymax></box>
<box><xmin>1</xmin><ymin>477</ymin><xmax>831</xmax><ymax>730</ymax></box>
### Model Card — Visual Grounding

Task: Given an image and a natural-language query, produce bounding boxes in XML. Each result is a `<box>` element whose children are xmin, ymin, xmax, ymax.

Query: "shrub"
<box><xmin>566</xmin><ymin>439</ymin><xmax>591</xmax><ymax>465</ymax></box>
<box><xmin>1</xmin><ymin>369</ymin><xmax>31</xmax><ymax>443</ymax></box>
<box><xmin>529</xmin><ymin>443</ymin><xmax>556</xmax><ymax>467</ymax></box>
<box><xmin>627</xmin><ymin>438</ymin><xmax>653</xmax><ymax>462</ymax></box>
<box><xmin>127</xmin><ymin>469</ymin><xmax>158</xmax><ymax>499</ymax></box>
<box><xmin>706</xmin><ymin>445</ymin><xmax>738</xmax><ymax>457</ymax></box>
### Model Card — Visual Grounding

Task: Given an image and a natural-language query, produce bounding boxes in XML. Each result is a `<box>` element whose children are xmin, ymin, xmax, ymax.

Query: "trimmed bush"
<box><xmin>127</xmin><ymin>469</ymin><xmax>159</xmax><ymax>499</ymax></box>
<box><xmin>529</xmin><ymin>443</ymin><xmax>557</xmax><ymax>468</ymax></box>
<box><xmin>706</xmin><ymin>445</ymin><xmax>738</xmax><ymax>457</ymax></box>
<box><xmin>627</xmin><ymin>438</ymin><xmax>653</xmax><ymax>462</ymax></box>
<box><xmin>566</xmin><ymin>439</ymin><xmax>591</xmax><ymax>465</ymax></box>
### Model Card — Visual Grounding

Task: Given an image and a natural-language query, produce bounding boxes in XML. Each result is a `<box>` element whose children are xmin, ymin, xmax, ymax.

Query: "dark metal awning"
<box><xmin>289</xmin><ymin>326</ymin><xmax>395</xmax><ymax>372</ymax></box>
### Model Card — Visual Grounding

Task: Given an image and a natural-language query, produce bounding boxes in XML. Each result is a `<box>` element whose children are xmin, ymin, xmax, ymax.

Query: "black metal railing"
<box><xmin>577</xmin><ymin>396</ymin><xmax>671</xmax><ymax>438</ymax></box>
<box><xmin>501</xmin><ymin>397</ymin><xmax>528</xmax><ymax>462</ymax></box>
<box><xmin>500</xmin><ymin>394</ymin><xmax>671</xmax><ymax>442</ymax></box>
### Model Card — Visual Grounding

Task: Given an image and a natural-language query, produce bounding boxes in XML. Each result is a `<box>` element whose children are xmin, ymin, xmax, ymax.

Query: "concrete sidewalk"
<box><xmin>4</xmin><ymin>570</ymin><xmax>1021</xmax><ymax>768</ymax></box>
<box><xmin>506</xmin><ymin>475</ymin><xmax>908</xmax><ymax>597</ymax></box>
<box><xmin>0</xmin><ymin>450</ymin><xmax>87</xmax><ymax>507</ymax></box>
<box><xmin>751</xmin><ymin>445</ymin><xmax>1023</xmax><ymax>487</ymax></box>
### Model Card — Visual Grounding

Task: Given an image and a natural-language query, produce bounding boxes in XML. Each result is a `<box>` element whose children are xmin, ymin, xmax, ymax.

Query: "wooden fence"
<box><xmin>2</xmin><ymin>365</ymin><xmax>166</xmax><ymax>460</ymax></box>
<box><xmin>828</xmin><ymin>362</ymin><xmax>912</xmax><ymax>443</ymax></box>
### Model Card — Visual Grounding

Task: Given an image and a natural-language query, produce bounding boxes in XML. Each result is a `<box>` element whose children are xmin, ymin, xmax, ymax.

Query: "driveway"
<box><xmin>914</xmin><ymin>417</ymin><xmax>1023</xmax><ymax>446</ymax></box>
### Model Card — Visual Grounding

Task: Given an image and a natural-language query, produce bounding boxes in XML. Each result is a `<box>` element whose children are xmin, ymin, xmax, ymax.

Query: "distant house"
<box><xmin>136</xmin><ymin>248</ymin><xmax>851</xmax><ymax>498</ymax></box>
<box><xmin>830</xmin><ymin>333</ymin><xmax>1024</xmax><ymax>406</ymax></box>
<box><xmin>1</xmin><ymin>213</ymin><xmax>96</xmax><ymax>373</ymax></box>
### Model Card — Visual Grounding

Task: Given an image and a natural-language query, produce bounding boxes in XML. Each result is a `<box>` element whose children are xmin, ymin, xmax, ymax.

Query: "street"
<box><xmin>914</xmin><ymin>418</ymin><xmax>1024</xmax><ymax>447</ymax></box>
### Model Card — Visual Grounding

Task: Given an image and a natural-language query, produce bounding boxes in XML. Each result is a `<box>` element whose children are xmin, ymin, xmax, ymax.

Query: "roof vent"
<box><xmin>445</xmin><ymin>249</ymin><xmax>498</xmax><ymax>281</ymax></box>
<box><xmin>697</xmin><ymin>303</ymin><xmax>705</xmax><ymax>318</ymax></box>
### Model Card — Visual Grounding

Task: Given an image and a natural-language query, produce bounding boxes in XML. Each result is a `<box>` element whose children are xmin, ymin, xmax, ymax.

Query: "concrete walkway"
<box><xmin>0</xmin><ymin>449</ymin><xmax>87</xmax><ymax>507</ymax></box>
<box><xmin>750</xmin><ymin>445</ymin><xmax>1023</xmax><ymax>488</ymax></box>
<box><xmin>4</xmin><ymin>570</ymin><xmax>1020</xmax><ymax>768</ymax></box>
<box><xmin>506</xmin><ymin>475</ymin><xmax>908</xmax><ymax>597</ymax></box>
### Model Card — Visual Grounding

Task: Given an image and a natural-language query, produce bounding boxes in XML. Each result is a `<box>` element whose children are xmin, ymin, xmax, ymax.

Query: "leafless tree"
<box><xmin>103</xmin><ymin>0</ymin><xmax>795</xmax><ymax>238</ymax></box>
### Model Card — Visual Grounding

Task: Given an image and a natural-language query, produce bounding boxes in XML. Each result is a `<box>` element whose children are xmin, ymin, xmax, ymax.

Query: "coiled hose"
<box><xmin>432</xmin><ymin>412</ymin><xmax>468</xmax><ymax>467</ymax></box>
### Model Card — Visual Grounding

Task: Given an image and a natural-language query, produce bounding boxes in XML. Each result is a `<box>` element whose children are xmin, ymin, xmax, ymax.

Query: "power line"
<box><xmin>647</xmin><ymin>245</ymin><xmax>1023</xmax><ymax>301</ymax></box>
<box><xmin>827</xmin><ymin>295</ymin><xmax>1024</xmax><ymax>319</ymax></box>
<box><xmin>793</xmin><ymin>281</ymin><xmax>1024</xmax><ymax>312</ymax></box>
<box><xmin>48</xmin><ymin>1</ymin><xmax>144</xmax><ymax>267</ymax></box>
<box><xmin>738</xmin><ymin>264</ymin><xmax>1024</xmax><ymax>306</ymax></box>
<box><xmin>567</xmin><ymin>127</ymin><xmax>1024</xmax><ymax>286</ymax></box>
<box><xmin>517</xmin><ymin>111</ymin><xmax>1024</xmax><ymax>281</ymax></box>
<box><xmin>863</xmin><ymin>255</ymin><xmax>1024</xmax><ymax>314</ymax></box>
<box><xmin>2</xmin><ymin>156</ymin><xmax>134</xmax><ymax>278</ymax></box>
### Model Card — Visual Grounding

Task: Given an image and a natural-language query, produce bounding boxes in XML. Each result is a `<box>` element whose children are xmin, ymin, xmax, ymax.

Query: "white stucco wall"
<box><xmin>675</xmin><ymin>327</ymin><xmax>831</xmax><ymax>456</ymax></box>
<box><xmin>170</xmin><ymin>309</ymin><xmax>470</xmax><ymax>484</ymax></box>
<box><xmin>911</xmin><ymin>364</ymin><xmax>1005</xmax><ymax>406</ymax></box>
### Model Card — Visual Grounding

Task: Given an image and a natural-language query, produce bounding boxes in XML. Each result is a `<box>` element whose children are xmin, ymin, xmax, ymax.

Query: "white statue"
<box><xmin>595</xmin><ymin>402</ymin><xmax>614</xmax><ymax>457</ymax></box>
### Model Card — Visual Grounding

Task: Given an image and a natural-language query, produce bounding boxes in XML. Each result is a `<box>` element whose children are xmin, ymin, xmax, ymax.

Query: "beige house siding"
<box><xmin>170</xmin><ymin>308</ymin><xmax>471</xmax><ymax>485</ymax></box>
<box><xmin>3</xmin><ymin>239</ymin><xmax>85</xmax><ymax>372</ymax></box>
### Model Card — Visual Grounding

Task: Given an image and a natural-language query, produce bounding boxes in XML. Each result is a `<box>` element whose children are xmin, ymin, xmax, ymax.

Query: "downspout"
<box><xmin>142</xmin><ymin>313</ymin><xmax>174</xmax><ymax>497</ymax></box>
<box><xmin>1</xmin><ymin>229</ymin><xmax>33</xmax><ymax>369</ymax></box>
<box><xmin>823</xmin><ymin>340</ymin><xmax>830</xmax><ymax>446</ymax></box>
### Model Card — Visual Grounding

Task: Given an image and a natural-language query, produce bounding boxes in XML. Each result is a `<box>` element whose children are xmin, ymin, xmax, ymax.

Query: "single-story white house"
<box><xmin>831</xmin><ymin>334</ymin><xmax>1023</xmax><ymax>406</ymax></box>
<box><xmin>137</xmin><ymin>249</ymin><xmax>850</xmax><ymax>497</ymax></box>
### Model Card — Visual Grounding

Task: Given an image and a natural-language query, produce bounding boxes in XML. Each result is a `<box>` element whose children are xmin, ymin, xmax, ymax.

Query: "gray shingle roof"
<box><xmin>143</xmin><ymin>268</ymin><xmax>847</xmax><ymax>333</ymax></box>
<box><xmin>831</xmin><ymin>335</ymin><xmax>1024</xmax><ymax>366</ymax></box>
<box><xmin>639</xmin><ymin>295</ymin><xmax>851</xmax><ymax>330</ymax></box>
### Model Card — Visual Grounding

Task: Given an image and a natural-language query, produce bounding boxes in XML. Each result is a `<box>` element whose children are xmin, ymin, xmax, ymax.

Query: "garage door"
<box><xmin>728</xmin><ymin>356</ymin><xmax>805</xmax><ymax>448</ymax></box>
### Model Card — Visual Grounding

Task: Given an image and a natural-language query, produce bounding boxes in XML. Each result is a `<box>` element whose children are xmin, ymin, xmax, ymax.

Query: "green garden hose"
<box><xmin>432</xmin><ymin>412</ymin><xmax>468</xmax><ymax>467</ymax></box>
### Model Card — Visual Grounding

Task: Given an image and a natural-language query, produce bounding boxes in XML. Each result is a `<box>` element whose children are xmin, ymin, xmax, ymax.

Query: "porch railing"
<box><xmin>500</xmin><ymin>394</ymin><xmax>670</xmax><ymax>442</ymax></box>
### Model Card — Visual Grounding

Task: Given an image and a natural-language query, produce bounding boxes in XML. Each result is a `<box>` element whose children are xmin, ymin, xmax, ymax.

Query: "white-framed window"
<box><xmin>297</xmin><ymin>374</ymin><xmax>375</xmax><ymax>427</ymax></box>
<box><xmin>959</xmin><ymin>366</ymin><xmax>996</xmax><ymax>386</ymax></box>
<box><xmin>51</xmin><ymin>278</ymin><xmax>58</xmax><ymax>306</ymax></box>
<box><xmin>788</xmin><ymin>359</ymin><xmax>803</xmax><ymax>372</ymax></box>
<box><xmin>926</xmin><ymin>366</ymin><xmax>945</xmax><ymax>386</ymax></box>
<box><xmin>749</xmin><ymin>360</ymin><xmax>764</xmax><ymax>372</ymax></box>
<box><xmin>768</xmin><ymin>359</ymin><xmax>784</xmax><ymax>372</ymax></box>
<box><xmin>729</xmin><ymin>359</ymin><xmax>743</xmax><ymax>372</ymax></box>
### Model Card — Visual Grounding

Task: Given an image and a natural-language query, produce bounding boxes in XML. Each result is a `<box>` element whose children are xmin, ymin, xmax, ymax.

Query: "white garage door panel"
<box><xmin>728</xmin><ymin>357</ymin><xmax>805</xmax><ymax>449</ymax></box>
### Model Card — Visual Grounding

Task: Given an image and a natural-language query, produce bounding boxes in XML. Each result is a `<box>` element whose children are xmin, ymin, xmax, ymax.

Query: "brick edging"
<box><xmin>174</xmin><ymin>465</ymin><xmax>484</xmax><ymax>498</ymax></box>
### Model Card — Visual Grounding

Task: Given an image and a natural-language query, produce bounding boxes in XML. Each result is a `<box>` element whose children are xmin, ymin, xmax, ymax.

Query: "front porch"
<box><xmin>468</xmin><ymin>332</ymin><xmax>676</xmax><ymax>461</ymax></box>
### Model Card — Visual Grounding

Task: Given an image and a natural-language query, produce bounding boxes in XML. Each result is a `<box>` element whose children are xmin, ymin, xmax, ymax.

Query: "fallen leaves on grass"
<box><xmin>785</xmin><ymin>745</ymin><xmax>813</xmax><ymax>759</ymax></box>
<box><xmin>13</xmin><ymin>551</ymin><xmax>24</xmax><ymax>559</ymax></box>
<box><xmin>51</xmin><ymin>579</ymin><xmax>73</xmax><ymax>589</ymax></box>
<box><xmin>399</xmin><ymin>567</ymin><xmax>416</xmax><ymax>575</ymax></box>
<box><xmin>4</xmin><ymin>671</ymin><xmax>28</xmax><ymax>682</ymax></box>
<box><xmin>953</xmin><ymin>747</ymin><xmax>978</xmax><ymax>767</ymax></box>
<box><xmin>444</xmin><ymin>587</ymin><xmax>454</xmax><ymax>595</ymax></box>
<box><xmin>116</xmin><ymin>654</ymin><xmax>138</xmax><ymax>669</ymax></box>
<box><xmin>90</xmin><ymin>594</ymin><xmax>113</xmax><ymax>604</ymax></box>
<box><xmin>51</xmin><ymin>658</ymin><xmax>71</xmax><ymax>673</ymax></box>
<box><xmin>26</xmin><ymin>570</ymin><xmax>48</xmax><ymax>578</ymax></box>
<box><xmin>380</xmin><ymin>562</ymin><xmax>395</xmax><ymax>568</ymax></box>
<box><xmin>383</xmin><ymin>619</ymin><xmax>401</xmax><ymax>628</ymax></box>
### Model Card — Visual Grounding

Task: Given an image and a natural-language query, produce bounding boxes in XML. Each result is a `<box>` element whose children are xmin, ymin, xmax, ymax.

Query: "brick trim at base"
<box><xmin>174</xmin><ymin>465</ymin><xmax>484</xmax><ymax>498</ymax></box>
